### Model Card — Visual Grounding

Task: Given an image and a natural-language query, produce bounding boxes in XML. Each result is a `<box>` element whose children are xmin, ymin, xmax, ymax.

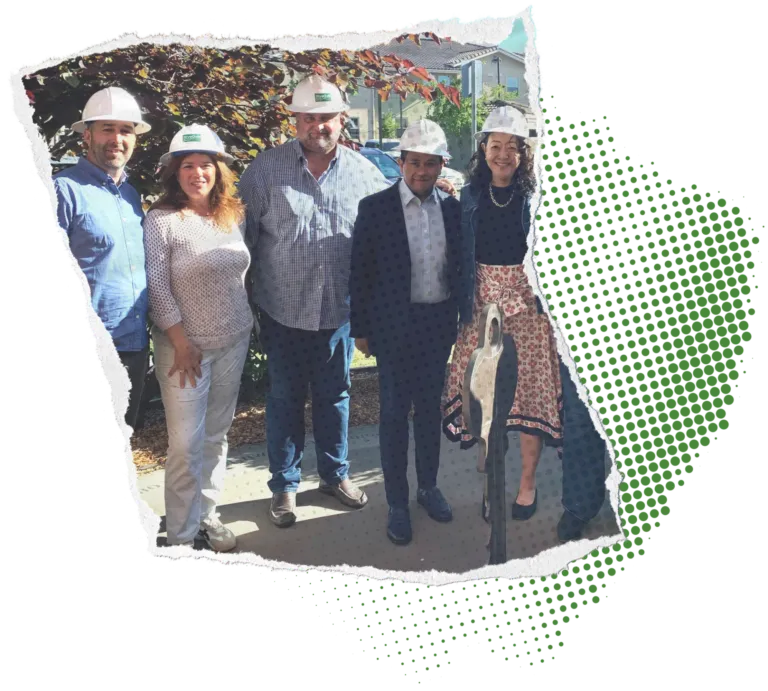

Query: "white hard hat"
<box><xmin>72</xmin><ymin>86</ymin><xmax>151</xmax><ymax>134</ymax></box>
<box><xmin>159</xmin><ymin>124</ymin><xmax>234</xmax><ymax>167</ymax></box>
<box><xmin>475</xmin><ymin>106</ymin><xmax>527</xmax><ymax>141</ymax></box>
<box><xmin>288</xmin><ymin>75</ymin><xmax>348</xmax><ymax>114</ymax></box>
<box><xmin>395</xmin><ymin>119</ymin><xmax>451</xmax><ymax>159</ymax></box>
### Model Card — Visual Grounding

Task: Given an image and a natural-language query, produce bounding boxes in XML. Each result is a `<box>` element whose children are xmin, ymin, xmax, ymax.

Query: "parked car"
<box><xmin>364</xmin><ymin>139</ymin><xmax>401</xmax><ymax>157</ymax></box>
<box><xmin>358</xmin><ymin>147</ymin><xmax>401</xmax><ymax>185</ymax></box>
<box><xmin>439</xmin><ymin>166</ymin><xmax>466</xmax><ymax>194</ymax></box>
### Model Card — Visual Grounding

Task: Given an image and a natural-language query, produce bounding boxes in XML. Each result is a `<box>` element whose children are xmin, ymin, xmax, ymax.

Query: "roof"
<box><xmin>484</xmin><ymin>100</ymin><xmax>534</xmax><ymax>115</ymax></box>
<box><xmin>369</xmin><ymin>37</ymin><xmax>492</xmax><ymax>72</ymax></box>
<box><xmin>448</xmin><ymin>47</ymin><xmax>526</xmax><ymax>67</ymax></box>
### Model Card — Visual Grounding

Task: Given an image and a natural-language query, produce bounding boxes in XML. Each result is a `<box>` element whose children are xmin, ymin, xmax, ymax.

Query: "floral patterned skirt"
<box><xmin>441</xmin><ymin>263</ymin><xmax>563</xmax><ymax>449</ymax></box>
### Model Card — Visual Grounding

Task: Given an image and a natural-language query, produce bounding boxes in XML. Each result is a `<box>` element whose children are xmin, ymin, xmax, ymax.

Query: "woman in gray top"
<box><xmin>144</xmin><ymin>125</ymin><xmax>253</xmax><ymax>552</ymax></box>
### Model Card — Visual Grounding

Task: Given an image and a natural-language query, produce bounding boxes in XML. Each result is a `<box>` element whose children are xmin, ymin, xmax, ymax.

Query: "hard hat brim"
<box><xmin>394</xmin><ymin>145</ymin><xmax>452</xmax><ymax>160</ymax></box>
<box><xmin>474</xmin><ymin>127</ymin><xmax>527</xmax><ymax>142</ymax></box>
<box><xmin>158</xmin><ymin>150</ymin><xmax>235</xmax><ymax>167</ymax></box>
<box><xmin>72</xmin><ymin>116</ymin><xmax>151</xmax><ymax>134</ymax></box>
<box><xmin>288</xmin><ymin>103</ymin><xmax>349</xmax><ymax>114</ymax></box>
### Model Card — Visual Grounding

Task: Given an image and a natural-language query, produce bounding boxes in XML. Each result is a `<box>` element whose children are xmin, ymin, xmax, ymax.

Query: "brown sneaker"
<box><xmin>318</xmin><ymin>478</ymin><xmax>368</xmax><ymax>509</ymax></box>
<box><xmin>269</xmin><ymin>492</ymin><xmax>297</xmax><ymax>527</ymax></box>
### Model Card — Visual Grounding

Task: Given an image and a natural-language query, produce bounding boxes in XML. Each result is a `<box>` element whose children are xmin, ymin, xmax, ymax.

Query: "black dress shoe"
<box><xmin>387</xmin><ymin>507</ymin><xmax>412</xmax><ymax>545</ymax></box>
<box><xmin>511</xmin><ymin>490</ymin><xmax>538</xmax><ymax>521</ymax></box>
<box><xmin>417</xmin><ymin>487</ymin><xmax>453</xmax><ymax>522</ymax></box>
<box><xmin>557</xmin><ymin>510</ymin><xmax>587</xmax><ymax>542</ymax></box>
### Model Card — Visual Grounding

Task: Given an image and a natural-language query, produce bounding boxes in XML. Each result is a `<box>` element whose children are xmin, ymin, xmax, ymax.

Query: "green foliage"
<box><xmin>427</xmin><ymin>78</ymin><xmax>472</xmax><ymax>140</ymax></box>
<box><xmin>381</xmin><ymin>112</ymin><xmax>398</xmax><ymax>138</ymax></box>
<box><xmin>427</xmin><ymin>80</ymin><xmax>518</xmax><ymax>140</ymax></box>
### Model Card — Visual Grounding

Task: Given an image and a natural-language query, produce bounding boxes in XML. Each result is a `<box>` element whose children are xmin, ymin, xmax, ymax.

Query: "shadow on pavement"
<box><xmin>143</xmin><ymin>426</ymin><xmax>621</xmax><ymax>574</ymax></box>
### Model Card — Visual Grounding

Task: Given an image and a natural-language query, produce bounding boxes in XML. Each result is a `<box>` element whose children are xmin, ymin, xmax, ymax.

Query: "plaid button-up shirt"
<box><xmin>239</xmin><ymin>139</ymin><xmax>389</xmax><ymax>331</ymax></box>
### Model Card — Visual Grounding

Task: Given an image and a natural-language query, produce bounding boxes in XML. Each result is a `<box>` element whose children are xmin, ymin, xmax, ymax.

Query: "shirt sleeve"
<box><xmin>143</xmin><ymin>210</ymin><xmax>183</xmax><ymax>331</ymax></box>
<box><xmin>238</xmin><ymin>160</ymin><xmax>267</xmax><ymax>253</ymax></box>
<box><xmin>370</xmin><ymin>165</ymin><xmax>391</xmax><ymax>194</ymax></box>
<box><xmin>53</xmin><ymin>179</ymin><xmax>74</xmax><ymax>237</ymax></box>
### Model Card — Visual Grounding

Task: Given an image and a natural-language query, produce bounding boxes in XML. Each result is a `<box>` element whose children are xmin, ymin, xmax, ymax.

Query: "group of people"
<box><xmin>54</xmin><ymin>74</ymin><xmax>607</xmax><ymax>554</ymax></box>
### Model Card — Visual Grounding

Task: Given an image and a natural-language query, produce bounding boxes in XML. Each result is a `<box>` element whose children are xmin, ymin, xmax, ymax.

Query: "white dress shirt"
<box><xmin>398</xmin><ymin>179</ymin><xmax>449</xmax><ymax>304</ymax></box>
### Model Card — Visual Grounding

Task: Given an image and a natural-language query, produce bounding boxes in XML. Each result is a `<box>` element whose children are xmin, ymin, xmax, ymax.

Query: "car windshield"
<box><xmin>366</xmin><ymin>152</ymin><xmax>401</xmax><ymax>179</ymax></box>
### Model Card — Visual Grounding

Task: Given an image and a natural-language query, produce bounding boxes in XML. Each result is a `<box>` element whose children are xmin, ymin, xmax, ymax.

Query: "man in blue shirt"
<box><xmin>53</xmin><ymin>86</ymin><xmax>152</xmax><ymax>432</ymax></box>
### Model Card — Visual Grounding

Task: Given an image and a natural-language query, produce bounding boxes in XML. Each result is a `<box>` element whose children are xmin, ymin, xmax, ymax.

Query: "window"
<box><xmin>437</xmin><ymin>75</ymin><xmax>453</xmax><ymax>86</ymax></box>
<box><xmin>506</xmin><ymin>76</ymin><xmax>520</xmax><ymax>96</ymax></box>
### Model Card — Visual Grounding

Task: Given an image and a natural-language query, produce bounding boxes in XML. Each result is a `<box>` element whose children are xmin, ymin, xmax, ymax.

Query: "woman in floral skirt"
<box><xmin>441</xmin><ymin>106</ymin><xmax>563</xmax><ymax>520</ymax></box>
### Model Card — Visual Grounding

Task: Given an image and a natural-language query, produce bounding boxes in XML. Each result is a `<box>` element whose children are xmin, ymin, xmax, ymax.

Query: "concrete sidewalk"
<box><xmin>137</xmin><ymin>424</ymin><xmax>621</xmax><ymax>573</ymax></box>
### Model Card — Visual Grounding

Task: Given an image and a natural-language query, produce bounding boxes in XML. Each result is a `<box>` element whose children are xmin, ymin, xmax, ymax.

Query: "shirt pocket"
<box><xmin>80</xmin><ymin>210</ymin><xmax>118</xmax><ymax>248</ymax></box>
<box><xmin>272</xmin><ymin>186</ymin><xmax>314</xmax><ymax>241</ymax></box>
<box><xmin>334</xmin><ymin>197</ymin><xmax>359</xmax><ymax>238</ymax></box>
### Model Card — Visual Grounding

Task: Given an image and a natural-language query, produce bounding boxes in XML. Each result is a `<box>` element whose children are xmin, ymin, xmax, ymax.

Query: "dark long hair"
<box><xmin>466</xmin><ymin>133</ymin><xmax>536</xmax><ymax>197</ymax></box>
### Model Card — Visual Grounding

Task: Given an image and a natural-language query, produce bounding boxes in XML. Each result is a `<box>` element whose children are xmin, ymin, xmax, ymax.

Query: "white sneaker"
<box><xmin>199</xmin><ymin>515</ymin><xmax>237</xmax><ymax>552</ymax></box>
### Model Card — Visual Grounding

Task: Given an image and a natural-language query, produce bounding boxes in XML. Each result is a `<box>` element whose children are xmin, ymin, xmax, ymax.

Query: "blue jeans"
<box><xmin>560</xmin><ymin>361</ymin><xmax>607</xmax><ymax>522</ymax></box>
<box><xmin>377</xmin><ymin>301</ymin><xmax>456</xmax><ymax>509</ymax></box>
<box><xmin>260</xmin><ymin>311</ymin><xmax>354</xmax><ymax>493</ymax></box>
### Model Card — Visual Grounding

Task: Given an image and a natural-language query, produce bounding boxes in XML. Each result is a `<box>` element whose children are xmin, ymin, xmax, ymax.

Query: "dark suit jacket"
<box><xmin>349</xmin><ymin>182</ymin><xmax>462</xmax><ymax>357</ymax></box>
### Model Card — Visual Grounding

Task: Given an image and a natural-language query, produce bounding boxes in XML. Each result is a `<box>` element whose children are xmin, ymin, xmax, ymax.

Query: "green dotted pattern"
<box><xmin>304</xmin><ymin>103</ymin><xmax>760</xmax><ymax>676</ymax></box>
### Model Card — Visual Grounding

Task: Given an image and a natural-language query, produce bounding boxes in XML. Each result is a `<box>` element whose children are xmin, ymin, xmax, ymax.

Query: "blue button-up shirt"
<box><xmin>239</xmin><ymin>139</ymin><xmax>389</xmax><ymax>331</ymax></box>
<box><xmin>54</xmin><ymin>157</ymin><xmax>149</xmax><ymax>351</ymax></box>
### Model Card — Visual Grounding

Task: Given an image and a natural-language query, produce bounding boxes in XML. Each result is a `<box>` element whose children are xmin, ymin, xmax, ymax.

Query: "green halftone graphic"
<box><xmin>311</xmin><ymin>102</ymin><xmax>760</xmax><ymax>675</ymax></box>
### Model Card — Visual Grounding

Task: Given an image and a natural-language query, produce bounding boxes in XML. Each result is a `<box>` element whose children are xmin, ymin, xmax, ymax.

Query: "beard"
<box><xmin>299</xmin><ymin>132</ymin><xmax>338</xmax><ymax>155</ymax></box>
<box><xmin>91</xmin><ymin>143</ymin><xmax>130</xmax><ymax>171</ymax></box>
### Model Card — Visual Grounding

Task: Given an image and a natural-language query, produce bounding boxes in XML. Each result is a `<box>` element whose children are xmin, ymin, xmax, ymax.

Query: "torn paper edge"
<box><xmin>15</xmin><ymin>18</ymin><xmax>517</xmax><ymax>75</ymax></box>
<box><xmin>13</xmin><ymin>12</ymin><xmax>622</xmax><ymax>587</ymax></box>
<box><xmin>8</xmin><ymin>73</ymin><xmax>144</xmax><ymax>533</ymax></box>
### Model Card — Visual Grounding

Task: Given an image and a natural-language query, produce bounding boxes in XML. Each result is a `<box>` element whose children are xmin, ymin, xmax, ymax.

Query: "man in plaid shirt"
<box><xmin>240</xmin><ymin>75</ymin><xmax>389</xmax><ymax>528</ymax></box>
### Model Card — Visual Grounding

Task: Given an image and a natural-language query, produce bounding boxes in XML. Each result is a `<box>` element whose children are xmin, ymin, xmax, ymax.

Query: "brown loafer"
<box><xmin>318</xmin><ymin>478</ymin><xmax>368</xmax><ymax>509</ymax></box>
<box><xmin>269</xmin><ymin>492</ymin><xmax>297</xmax><ymax>527</ymax></box>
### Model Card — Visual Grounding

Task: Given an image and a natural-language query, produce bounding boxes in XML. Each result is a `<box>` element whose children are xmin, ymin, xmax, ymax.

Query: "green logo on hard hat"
<box><xmin>314</xmin><ymin>93</ymin><xmax>332</xmax><ymax>102</ymax></box>
<box><xmin>182</xmin><ymin>134</ymin><xmax>202</xmax><ymax>142</ymax></box>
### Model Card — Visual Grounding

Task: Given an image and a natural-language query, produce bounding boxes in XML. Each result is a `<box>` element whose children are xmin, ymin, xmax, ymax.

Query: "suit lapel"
<box><xmin>386</xmin><ymin>182</ymin><xmax>412</xmax><ymax>290</ymax></box>
<box><xmin>439</xmin><ymin>197</ymin><xmax>460</xmax><ymax>256</ymax></box>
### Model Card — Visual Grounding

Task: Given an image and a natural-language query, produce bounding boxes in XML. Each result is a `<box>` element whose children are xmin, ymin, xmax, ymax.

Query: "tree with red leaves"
<box><xmin>23</xmin><ymin>34</ymin><xmax>460</xmax><ymax>199</ymax></box>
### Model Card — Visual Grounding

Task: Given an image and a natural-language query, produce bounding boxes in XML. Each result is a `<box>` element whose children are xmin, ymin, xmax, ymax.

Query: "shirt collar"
<box><xmin>76</xmin><ymin>156</ymin><xmax>128</xmax><ymax>187</ymax></box>
<box><xmin>398</xmin><ymin>178</ymin><xmax>438</xmax><ymax>207</ymax></box>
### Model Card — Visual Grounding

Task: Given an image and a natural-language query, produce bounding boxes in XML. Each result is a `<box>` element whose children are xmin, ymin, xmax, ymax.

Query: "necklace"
<box><xmin>489</xmin><ymin>183</ymin><xmax>514</xmax><ymax>208</ymax></box>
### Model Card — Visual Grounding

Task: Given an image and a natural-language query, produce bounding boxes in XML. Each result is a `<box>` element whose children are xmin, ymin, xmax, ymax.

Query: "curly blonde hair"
<box><xmin>150</xmin><ymin>153</ymin><xmax>244</xmax><ymax>231</ymax></box>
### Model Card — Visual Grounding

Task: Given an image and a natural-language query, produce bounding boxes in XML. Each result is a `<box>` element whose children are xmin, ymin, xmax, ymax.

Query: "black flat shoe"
<box><xmin>511</xmin><ymin>490</ymin><xmax>538</xmax><ymax>521</ymax></box>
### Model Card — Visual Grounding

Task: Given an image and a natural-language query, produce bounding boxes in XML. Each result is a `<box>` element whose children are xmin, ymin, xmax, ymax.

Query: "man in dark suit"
<box><xmin>350</xmin><ymin>120</ymin><xmax>462</xmax><ymax>545</ymax></box>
